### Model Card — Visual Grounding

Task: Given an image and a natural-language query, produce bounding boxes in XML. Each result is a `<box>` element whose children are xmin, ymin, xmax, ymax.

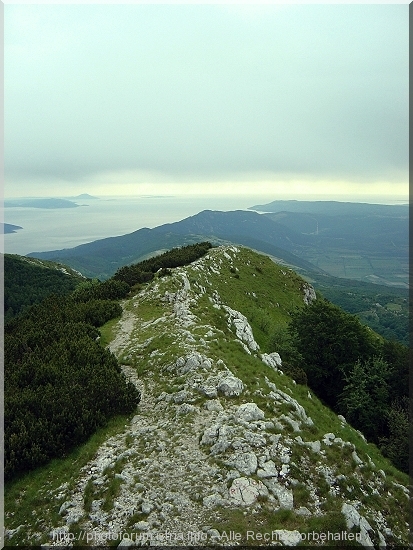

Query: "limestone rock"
<box><xmin>261</xmin><ymin>352</ymin><xmax>282</xmax><ymax>369</ymax></box>
<box><xmin>175</xmin><ymin>352</ymin><xmax>212</xmax><ymax>374</ymax></box>
<box><xmin>198</xmin><ymin>384</ymin><xmax>218</xmax><ymax>398</ymax></box>
<box><xmin>203</xmin><ymin>493</ymin><xmax>225</xmax><ymax>508</ymax></box>
<box><xmin>306</xmin><ymin>440</ymin><xmax>321</xmax><ymax>453</ymax></box>
<box><xmin>296</xmin><ymin>506</ymin><xmax>312</xmax><ymax>517</ymax></box>
<box><xmin>135</xmin><ymin>521</ymin><xmax>150</xmax><ymax>531</ymax></box>
<box><xmin>352</xmin><ymin>450</ymin><xmax>363</xmax><ymax>465</ymax></box>
<box><xmin>236</xmin><ymin>402</ymin><xmax>265</xmax><ymax>422</ymax></box>
<box><xmin>232</xmin><ymin>452</ymin><xmax>258</xmax><ymax>475</ymax></box>
<box><xmin>203</xmin><ymin>399</ymin><xmax>223</xmax><ymax>412</ymax></box>
<box><xmin>223</xmin><ymin>305</ymin><xmax>260</xmax><ymax>351</ymax></box>
<box><xmin>302</xmin><ymin>282</ymin><xmax>317</xmax><ymax>305</ymax></box>
<box><xmin>58</xmin><ymin>501</ymin><xmax>74</xmax><ymax>516</ymax></box>
<box><xmin>257</xmin><ymin>460</ymin><xmax>278</xmax><ymax>478</ymax></box>
<box><xmin>228</xmin><ymin>477</ymin><xmax>267</xmax><ymax>506</ymax></box>
<box><xmin>263</xmin><ymin>479</ymin><xmax>294</xmax><ymax>509</ymax></box>
<box><xmin>272</xmin><ymin>530</ymin><xmax>302</xmax><ymax>546</ymax></box>
<box><xmin>200</xmin><ymin>424</ymin><xmax>219</xmax><ymax>446</ymax></box>
<box><xmin>322</xmin><ymin>433</ymin><xmax>336</xmax><ymax>446</ymax></box>
<box><xmin>141</xmin><ymin>502</ymin><xmax>153</xmax><ymax>515</ymax></box>
<box><xmin>117</xmin><ymin>539</ymin><xmax>136</xmax><ymax>547</ymax></box>
<box><xmin>176</xmin><ymin>403</ymin><xmax>197</xmax><ymax>415</ymax></box>
<box><xmin>207</xmin><ymin>528</ymin><xmax>221</xmax><ymax>542</ymax></box>
<box><xmin>217</xmin><ymin>375</ymin><xmax>244</xmax><ymax>397</ymax></box>
<box><xmin>341</xmin><ymin>503</ymin><xmax>374</xmax><ymax>548</ymax></box>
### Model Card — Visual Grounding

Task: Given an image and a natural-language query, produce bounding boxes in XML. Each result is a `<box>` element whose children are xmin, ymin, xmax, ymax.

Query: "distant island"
<box><xmin>5</xmin><ymin>198</ymin><xmax>80</xmax><ymax>209</ymax></box>
<box><xmin>2</xmin><ymin>223</ymin><xmax>23</xmax><ymax>234</ymax></box>
<box><xmin>71</xmin><ymin>193</ymin><xmax>100</xmax><ymax>200</ymax></box>
<box><xmin>249</xmin><ymin>199</ymin><xmax>408</xmax><ymax>217</ymax></box>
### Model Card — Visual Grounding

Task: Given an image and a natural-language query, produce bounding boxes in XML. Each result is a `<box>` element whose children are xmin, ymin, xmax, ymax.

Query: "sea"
<box><xmin>2</xmin><ymin>193</ymin><xmax>408</xmax><ymax>257</ymax></box>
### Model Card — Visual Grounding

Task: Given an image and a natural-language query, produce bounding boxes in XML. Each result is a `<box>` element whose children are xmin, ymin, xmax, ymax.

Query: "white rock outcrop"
<box><xmin>222</xmin><ymin>305</ymin><xmax>260</xmax><ymax>351</ymax></box>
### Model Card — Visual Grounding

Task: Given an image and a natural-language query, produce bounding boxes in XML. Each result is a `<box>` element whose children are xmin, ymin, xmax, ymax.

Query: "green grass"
<box><xmin>99</xmin><ymin>316</ymin><xmax>122</xmax><ymax>347</ymax></box>
<box><xmin>4</xmin><ymin>414</ymin><xmax>133</xmax><ymax>546</ymax></box>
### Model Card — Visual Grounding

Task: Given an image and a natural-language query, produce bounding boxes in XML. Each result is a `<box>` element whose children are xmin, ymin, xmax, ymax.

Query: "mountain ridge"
<box><xmin>5</xmin><ymin>245</ymin><xmax>408</xmax><ymax>547</ymax></box>
<box><xmin>27</xmin><ymin>210</ymin><xmax>320</xmax><ymax>280</ymax></box>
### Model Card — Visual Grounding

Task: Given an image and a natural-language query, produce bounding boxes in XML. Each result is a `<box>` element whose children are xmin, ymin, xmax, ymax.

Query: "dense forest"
<box><xmin>268</xmin><ymin>299</ymin><xmax>409</xmax><ymax>473</ymax></box>
<box><xmin>4</xmin><ymin>255</ymin><xmax>84</xmax><ymax>323</ymax></box>
<box><xmin>312</xmin><ymin>274</ymin><xmax>408</xmax><ymax>346</ymax></box>
<box><xmin>113</xmin><ymin>241</ymin><xmax>212</xmax><ymax>286</ymax></box>
<box><xmin>4</xmin><ymin>243</ymin><xmax>213</xmax><ymax>481</ymax></box>
<box><xmin>5</xmin><ymin>281</ymin><xmax>139</xmax><ymax>481</ymax></box>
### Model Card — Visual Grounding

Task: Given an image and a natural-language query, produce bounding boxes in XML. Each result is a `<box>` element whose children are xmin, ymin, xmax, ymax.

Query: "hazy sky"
<box><xmin>5</xmin><ymin>3</ymin><xmax>409</xmax><ymax>199</ymax></box>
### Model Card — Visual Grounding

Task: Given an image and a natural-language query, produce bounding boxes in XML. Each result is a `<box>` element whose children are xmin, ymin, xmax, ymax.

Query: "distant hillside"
<box><xmin>27</xmin><ymin>210</ymin><xmax>322</xmax><ymax>280</ymax></box>
<box><xmin>26</xmin><ymin>206</ymin><xmax>409</xmax><ymax>344</ymax></box>
<box><xmin>4</xmin><ymin>254</ymin><xmax>86</xmax><ymax>323</ymax></box>
<box><xmin>247</xmin><ymin>201</ymin><xmax>408</xmax><ymax>288</ymax></box>
<box><xmin>249</xmin><ymin>199</ymin><xmax>409</xmax><ymax>217</ymax></box>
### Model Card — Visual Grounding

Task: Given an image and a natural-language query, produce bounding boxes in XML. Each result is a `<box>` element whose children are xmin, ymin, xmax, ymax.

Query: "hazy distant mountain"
<box><xmin>249</xmin><ymin>199</ymin><xmax>409</xmax><ymax>216</ymax></box>
<box><xmin>27</xmin><ymin>203</ymin><xmax>409</xmax><ymax>288</ymax></box>
<box><xmin>28</xmin><ymin>210</ymin><xmax>321</xmax><ymax>279</ymax></box>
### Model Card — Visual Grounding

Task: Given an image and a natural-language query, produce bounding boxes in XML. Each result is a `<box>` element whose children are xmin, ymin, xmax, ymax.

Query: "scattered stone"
<box><xmin>198</xmin><ymin>385</ymin><xmax>218</xmax><ymax>398</ymax></box>
<box><xmin>280</xmin><ymin>414</ymin><xmax>301</xmax><ymax>432</ymax></box>
<box><xmin>306</xmin><ymin>440</ymin><xmax>321</xmax><ymax>453</ymax></box>
<box><xmin>341</xmin><ymin>503</ymin><xmax>374</xmax><ymax>548</ymax></box>
<box><xmin>279</xmin><ymin>464</ymin><xmax>290</xmax><ymax>477</ymax></box>
<box><xmin>135</xmin><ymin>521</ymin><xmax>150</xmax><ymax>531</ymax></box>
<box><xmin>141</xmin><ymin>502</ymin><xmax>153</xmax><ymax>514</ymax></box>
<box><xmin>217</xmin><ymin>375</ymin><xmax>244</xmax><ymax>397</ymax></box>
<box><xmin>257</xmin><ymin>460</ymin><xmax>278</xmax><ymax>478</ymax></box>
<box><xmin>203</xmin><ymin>399</ymin><xmax>223</xmax><ymax>411</ymax></box>
<box><xmin>296</xmin><ymin>506</ymin><xmax>312</xmax><ymax>517</ymax></box>
<box><xmin>302</xmin><ymin>283</ymin><xmax>317</xmax><ymax>305</ymax></box>
<box><xmin>228</xmin><ymin>477</ymin><xmax>267</xmax><ymax>506</ymax></box>
<box><xmin>223</xmin><ymin>305</ymin><xmax>260</xmax><ymax>351</ymax></box>
<box><xmin>264</xmin><ymin>479</ymin><xmax>294</xmax><ymax>509</ymax></box>
<box><xmin>203</xmin><ymin>493</ymin><xmax>225</xmax><ymax>508</ymax></box>
<box><xmin>322</xmin><ymin>433</ymin><xmax>335</xmax><ymax>445</ymax></box>
<box><xmin>176</xmin><ymin>403</ymin><xmax>197</xmax><ymax>415</ymax></box>
<box><xmin>232</xmin><ymin>452</ymin><xmax>258</xmax><ymax>475</ymax></box>
<box><xmin>200</xmin><ymin>424</ymin><xmax>219</xmax><ymax>446</ymax></box>
<box><xmin>207</xmin><ymin>528</ymin><xmax>221</xmax><ymax>541</ymax></box>
<box><xmin>261</xmin><ymin>352</ymin><xmax>282</xmax><ymax>369</ymax></box>
<box><xmin>236</xmin><ymin>403</ymin><xmax>265</xmax><ymax>422</ymax></box>
<box><xmin>172</xmin><ymin>390</ymin><xmax>190</xmax><ymax>403</ymax></box>
<box><xmin>58</xmin><ymin>501</ymin><xmax>74</xmax><ymax>516</ymax></box>
<box><xmin>117</xmin><ymin>539</ymin><xmax>136</xmax><ymax>547</ymax></box>
<box><xmin>272</xmin><ymin>530</ymin><xmax>302</xmax><ymax>546</ymax></box>
<box><xmin>5</xmin><ymin>525</ymin><xmax>25</xmax><ymax>540</ymax></box>
<box><xmin>352</xmin><ymin>450</ymin><xmax>363</xmax><ymax>465</ymax></box>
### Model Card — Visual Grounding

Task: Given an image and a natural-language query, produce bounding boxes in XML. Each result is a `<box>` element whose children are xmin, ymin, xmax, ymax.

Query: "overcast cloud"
<box><xmin>5</xmin><ymin>3</ymin><xmax>409</xmax><ymax>198</ymax></box>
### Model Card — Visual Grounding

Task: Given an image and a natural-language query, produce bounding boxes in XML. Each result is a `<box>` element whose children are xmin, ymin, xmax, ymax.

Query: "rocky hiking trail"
<box><xmin>13</xmin><ymin>246</ymin><xmax>409</xmax><ymax>548</ymax></box>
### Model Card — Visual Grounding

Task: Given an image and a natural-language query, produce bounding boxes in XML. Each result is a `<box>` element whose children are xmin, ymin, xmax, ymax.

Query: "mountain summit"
<box><xmin>5</xmin><ymin>246</ymin><xmax>408</xmax><ymax>547</ymax></box>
